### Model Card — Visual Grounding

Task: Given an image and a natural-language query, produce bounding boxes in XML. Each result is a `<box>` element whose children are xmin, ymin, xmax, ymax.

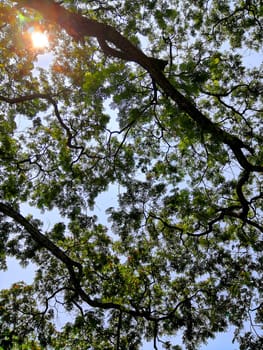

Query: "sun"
<box><xmin>31</xmin><ymin>31</ymin><xmax>49</xmax><ymax>49</ymax></box>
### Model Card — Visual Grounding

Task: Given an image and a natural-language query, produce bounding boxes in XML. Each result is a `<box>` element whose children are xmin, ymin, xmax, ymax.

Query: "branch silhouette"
<box><xmin>18</xmin><ymin>0</ymin><xmax>262</xmax><ymax>173</ymax></box>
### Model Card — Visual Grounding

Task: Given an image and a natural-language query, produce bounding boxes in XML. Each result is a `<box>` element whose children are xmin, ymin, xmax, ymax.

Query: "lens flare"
<box><xmin>31</xmin><ymin>31</ymin><xmax>49</xmax><ymax>49</ymax></box>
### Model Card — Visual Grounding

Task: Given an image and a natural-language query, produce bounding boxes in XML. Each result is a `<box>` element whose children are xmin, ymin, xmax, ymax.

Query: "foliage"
<box><xmin>0</xmin><ymin>0</ymin><xmax>262</xmax><ymax>349</ymax></box>
<box><xmin>0</xmin><ymin>282</ymin><xmax>53</xmax><ymax>349</ymax></box>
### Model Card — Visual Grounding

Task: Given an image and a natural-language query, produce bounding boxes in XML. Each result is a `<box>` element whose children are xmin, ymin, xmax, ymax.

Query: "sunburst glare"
<box><xmin>31</xmin><ymin>31</ymin><xmax>49</xmax><ymax>49</ymax></box>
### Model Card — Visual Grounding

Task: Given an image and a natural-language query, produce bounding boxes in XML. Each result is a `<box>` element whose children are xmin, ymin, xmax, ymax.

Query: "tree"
<box><xmin>0</xmin><ymin>282</ymin><xmax>53</xmax><ymax>349</ymax></box>
<box><xmin>0</xmin><ymin>0</ymin><xmax>262</xmax><ymax>349</ymax></box>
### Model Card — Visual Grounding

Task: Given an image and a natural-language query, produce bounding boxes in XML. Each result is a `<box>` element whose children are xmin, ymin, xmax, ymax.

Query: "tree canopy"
<box><xmin>0</xmin><ymin>0</ymin><xmax>262</xmax><ymax>349</ymax></box>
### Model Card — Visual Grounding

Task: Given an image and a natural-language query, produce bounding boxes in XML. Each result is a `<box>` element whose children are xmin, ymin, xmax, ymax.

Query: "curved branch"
<box><xmin>0</xmin><ymin>202</ymin><xmax>82</xmax><ymax>272</ymax></box>
<box><xmin>0</xmin><ymin>201</ymin><xmax>168</xmax><ymax>320</ymax></box>
<box><xmin>0</xmin><ymin>92</ymin><xmax>84</xmax><ymax>160</ymax></box>
<box><xmin>18</xmin><ymin>0</ymin><xmax>167</xmax><ymax>71</ymax></box>
<box><xmin>0</xmin><ymin>92</ymin><xmax>54</xmax><ymax>104</ymax></box>
<box><xmin>17</xmin><ymin>0</ymin><xmax>263</xmax><ymax>173</ymax></box>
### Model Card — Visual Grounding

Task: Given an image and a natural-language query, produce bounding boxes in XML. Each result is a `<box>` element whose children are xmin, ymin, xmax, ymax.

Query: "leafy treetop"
<box><xmin>0</xmin><ymin>0</ymin><xmax>262</xmax><ymax>349</ymax></box>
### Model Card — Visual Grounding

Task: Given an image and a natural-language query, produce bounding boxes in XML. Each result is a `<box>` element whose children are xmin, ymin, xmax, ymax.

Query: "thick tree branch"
<box><xmin>0</xmin><ymin>202</ymin><xmax>82</xmax><ymax>271</ymax></box>
<box><xmin>17</xmin><ymin>0</ymin><xmax>262</xmax><ymax>173</ymax></box>
<box><xmin>0</xmin><ymin>93</ymin><xmax>54</xmax><ymax>104</ymax></box>
<box><xmin>0</xmin><ymin>205</ymin><xmax>203</xmax><ymax>322</ymax></box>
<box><xmin>18</xmin><ymin>0</ymin><xmax>167</xmax><ymax>70</ymax></box>
<box><xmin>0</xmin><ymin>202</ymin><xmax>171</xmax><ymax>320</ymax></box>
